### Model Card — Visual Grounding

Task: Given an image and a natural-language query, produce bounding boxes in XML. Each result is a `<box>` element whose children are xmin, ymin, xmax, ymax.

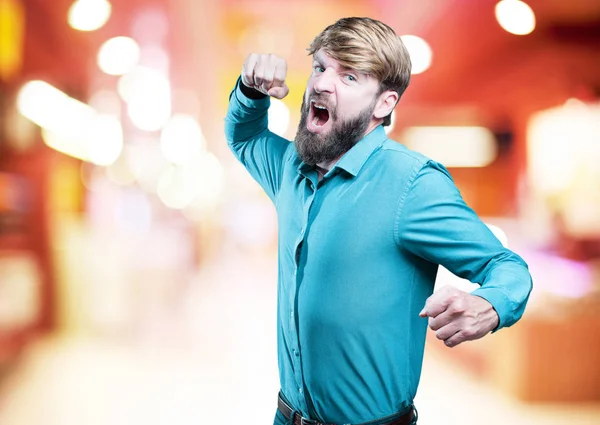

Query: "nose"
<box><xmin>313</xmin><ymin>68</ymin><xmax>335</xmax><ymax>94</ymax></box>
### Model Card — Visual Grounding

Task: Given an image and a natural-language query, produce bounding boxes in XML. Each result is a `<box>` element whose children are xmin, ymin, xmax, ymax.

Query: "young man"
<box><xmin>225</xmin><ymin>17</ymin><xmax>532</xmax><ymax>425</ymax></box>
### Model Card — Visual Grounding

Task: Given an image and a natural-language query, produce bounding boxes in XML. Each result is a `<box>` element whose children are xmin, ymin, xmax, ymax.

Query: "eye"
<box><xmin>345</xmin><ymin>74</ymin><xmax>357</xmax><ymax>82</ymax></box>
<box><xmin>313</xmin><ymin>65</ymin><xmax>325</xmax><ymax>73</ymax></box>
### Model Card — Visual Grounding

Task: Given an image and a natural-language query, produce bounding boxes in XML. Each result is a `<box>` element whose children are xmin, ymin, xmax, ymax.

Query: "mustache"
<box><xmin>306</xmin><ymin>93</ymin><xmax>335</xmax><ymax>111</ymax></box>
<box><xmin>304</xmin><ymin>92</ymin><xmax>338</xmax><ymax>122</ymax></box>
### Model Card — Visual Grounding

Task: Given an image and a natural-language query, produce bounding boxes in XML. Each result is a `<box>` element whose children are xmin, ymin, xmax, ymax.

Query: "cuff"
<box><xmin>233</xmin><ymin>77</ymin><xmax>270</xmax><ymax>109</ymax></box>
<box><xmin>470</xmin><ymin>287</ymin><xmax>511</xmax><ymax>332</ymax></box>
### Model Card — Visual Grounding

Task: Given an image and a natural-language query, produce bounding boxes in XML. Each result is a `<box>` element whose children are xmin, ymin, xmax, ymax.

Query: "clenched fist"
<box><xmin>419</xmin><ymin>285</ymin><xmax>499</xmax><ymax>348</ymax></box>
<box><xmin>241</xmin><ymin>53</ymin><xmax>289</xmax><ymax>99</ymax></box>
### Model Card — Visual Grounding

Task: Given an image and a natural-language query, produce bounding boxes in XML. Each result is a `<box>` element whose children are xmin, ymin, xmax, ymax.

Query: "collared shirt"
<box><xmin>225</xmin><ymin>80</ymin><xmax>532</xmax><ymax>424</ymax></box>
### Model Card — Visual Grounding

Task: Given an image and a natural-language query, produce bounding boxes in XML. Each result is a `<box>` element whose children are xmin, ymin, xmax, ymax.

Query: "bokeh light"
<box><xmin>86</xmin><ymin>115</ymin><xmax>123</xmax><ymax>166</ymax></box>
<box><xmin>495</xmin><ymin>0</ymin><xmax>536</xmax><ymax>35</ymax></box>
<box><xmin>182</xmin><ymin>153</ymin><xmax>224</xmax><ymax>220</ymax></box>
<box><xmin>268</xmin><ymin>98</ymin><xmax>290</xmax><ymax>137</ymax></box>
<box><xmin>88</xmin><ymin>90</ymin><xmax>122</xmax><ymax>116</ymax></box>
<box><xmin>17</xmin><ymin>80</ymin><xmax>95</xmax><ymax>131</ymax></box>
<box><xmin>68</xmin><ymin>0</ymin><xmax>111</xmax><ymax>32</ymax></box>
<box><xmin>156</xmin><ymin>164</ymin><xmax>200</xmax><ymax>209</ymax></box>
<box><xmin>17</xmin><ymin>80</ymin><xmax>122</xmax><ymax>165</ymax></box>
<box><xmin>402</xmin><ymin>126</ymin><xmax>497</xmax><ymax>167</ymax></box>
<box><xmin>400</xmin><ymin>35</ymin><xmax>432</xmax><ymax>75</ymax></box>
<box><xmin>138</xmin><ymin>45</ymin><xmax>170</xmax><ymax>75</ymax></box>
<box><xmin>120</xmin><ymin>67</ymin><xmax>171</xmax><ymax>131</ymax></box>
<box><xmin>97</xmin><ymin>37</ymin><xmax>141</xmax><ymax>76</ymax></box>
<box><xmin>160</xmin><ymin>114</ymin><xmax>205</xmax><ymax>164</ymax></box>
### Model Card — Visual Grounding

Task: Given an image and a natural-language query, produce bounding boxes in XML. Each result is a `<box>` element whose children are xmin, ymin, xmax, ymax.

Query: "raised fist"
<box><xmin>241</xmin><ymin>53</ymin><xmax>289</xmax><ymax>99</ymax></box>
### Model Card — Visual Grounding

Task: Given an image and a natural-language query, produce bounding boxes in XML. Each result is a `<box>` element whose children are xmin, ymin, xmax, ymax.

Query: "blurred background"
<box><xmin>0</xmin><ymin>0</ymin><xmax>599</xmax><ymax>423</ymax></box>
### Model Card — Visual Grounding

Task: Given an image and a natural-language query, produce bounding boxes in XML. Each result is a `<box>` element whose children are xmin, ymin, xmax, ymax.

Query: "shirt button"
<box><xmin>298</xmin><ymin>388</ymin><xmax>303</xmax><ymax>394</ymax></box>
<box><xmin>294</xmin><ymin>350</ymin><xmax>300</xmax><ymax>357</ymax></box>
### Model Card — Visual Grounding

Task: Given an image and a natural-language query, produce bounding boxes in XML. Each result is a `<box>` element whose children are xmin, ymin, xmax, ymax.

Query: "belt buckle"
<box><xmin>300</xmin><ymin>417</ymin><xmax>318</xmax><ymax>425</ymax></box>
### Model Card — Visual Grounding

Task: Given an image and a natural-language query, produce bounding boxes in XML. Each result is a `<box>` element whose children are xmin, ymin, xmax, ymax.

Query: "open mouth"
<box><xmin>310</xmin><ymin>102</ymin><xmax>330</xmax><ymax>128</ymax></box>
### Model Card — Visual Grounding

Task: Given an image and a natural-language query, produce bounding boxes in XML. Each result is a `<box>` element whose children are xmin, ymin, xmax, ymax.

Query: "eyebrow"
<box><xmin>313</xmin><ymin>56</ymin><xmax>360</xmax><ymax>75</ymax></box>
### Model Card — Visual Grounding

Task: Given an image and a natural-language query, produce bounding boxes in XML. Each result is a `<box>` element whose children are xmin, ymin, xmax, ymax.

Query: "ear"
<box><xmin>373</xmin><ymin>90</ymin><xmax>399</xmax><ymax>120</ymax></box>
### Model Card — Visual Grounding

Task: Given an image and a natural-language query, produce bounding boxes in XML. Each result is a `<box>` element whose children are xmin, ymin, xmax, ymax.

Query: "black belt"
<box><xmin>277</xmin><ymin>393</ymin><xmax>416</xmax><ymax>425</ymax></box>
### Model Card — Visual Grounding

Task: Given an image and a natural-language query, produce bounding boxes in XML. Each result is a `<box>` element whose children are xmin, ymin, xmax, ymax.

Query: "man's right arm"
<box><xmin>224</xmin><ymin>54</ymin><xmax>292</xmax><ymax>202</ymax></box>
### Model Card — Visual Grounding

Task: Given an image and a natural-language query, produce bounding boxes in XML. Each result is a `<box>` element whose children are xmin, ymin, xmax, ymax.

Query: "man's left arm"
<box><xmin>395</xmin><ymin>161</ymin><xmax>533</xmax><ymax>347</ymax></box>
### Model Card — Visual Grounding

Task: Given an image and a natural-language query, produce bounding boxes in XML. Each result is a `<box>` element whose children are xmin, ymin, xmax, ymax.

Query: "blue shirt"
<box><xmin>225</xmin><ymin>80</ymin><xmax>532</xmax><ymax>424</ymax></box>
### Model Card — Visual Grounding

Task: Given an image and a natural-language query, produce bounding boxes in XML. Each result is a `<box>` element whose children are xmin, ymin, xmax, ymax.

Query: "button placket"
<box><xmin>290</xmin><ymin>177</ymin><xmax>317</xmax><ymax>412</ymax></box>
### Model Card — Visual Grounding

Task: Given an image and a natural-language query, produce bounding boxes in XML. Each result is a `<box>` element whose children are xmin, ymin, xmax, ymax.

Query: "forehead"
<box><xmin>312</xmin><ymin>50</ymin><xmax>379</xmax><ymax>84</ymax></box>
<box><xmin>313</xmin><ymin>51</ymin><xmax>354</xmax><ymax>71</ymax></box>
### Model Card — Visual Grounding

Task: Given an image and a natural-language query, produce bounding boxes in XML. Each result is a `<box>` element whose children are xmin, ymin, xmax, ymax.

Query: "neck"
<box><xmin>315</xmin><ymin>120</ymin><xmax>383</xmax><ymax>173</ymax></box>
<box><xmin>316</xmin><ymin>158</ymin><xmax>339</xmax><ymax>172</ymax></box>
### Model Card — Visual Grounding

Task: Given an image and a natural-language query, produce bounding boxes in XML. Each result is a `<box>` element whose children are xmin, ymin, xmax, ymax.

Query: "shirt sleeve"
<box><xmin>224</xmin><ymin>77</ymin><xmax>294</xmax><ymax>202</ymax></box>
<box><xmin>394</xmin><ymin>160</ymin><xmax>533</xmax><ymax>330</ymax></box>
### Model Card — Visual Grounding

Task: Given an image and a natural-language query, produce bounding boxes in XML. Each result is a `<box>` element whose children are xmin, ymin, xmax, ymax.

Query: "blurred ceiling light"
<box><xmin>495</xmin><ymin>0</ymin><xmax>536</xmax><ymax>35</ymax></box>
<box><xmin>401</xmin><ymin>126</ymin><xmax>497</xmax><ymax>167</ymax></box>
<box><xmin>97</xmin><ymin>36</ymin><xmax>140</xmax><ymax>75</ymax></box>
<box><xmin>160</xmin><ymin>114</ymin><xmax>205</xmax><ymax>164</ymax></box>
<box><xmin>17</xmin><ymin>80</ymin><xmax>122</xmax><ymax>165</ymax></box>
<box><xmin>268</xmin><ymin>98</ymin><xmax>290</xmax><ymax>137</ymax></box>
<box><xmin>400</xmin><ymin>35</ymin><xmax>432</xmax><ymax>75</ymax></box>
<box><xmin>68</xmin><ymin>0</ymin><xmax>111</xmax><ymax>32</ymax></box>
<box><xmin>120</xmin><ymin>67</ymin><xmax>171</xmax><ymax>131</ymax></box>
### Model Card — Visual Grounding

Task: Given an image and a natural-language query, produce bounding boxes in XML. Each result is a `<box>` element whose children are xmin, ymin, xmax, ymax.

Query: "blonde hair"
<box><xmin>308</xmin><ymin>17</ymin><xmax>412</xmax><ymax>125</ymax></box>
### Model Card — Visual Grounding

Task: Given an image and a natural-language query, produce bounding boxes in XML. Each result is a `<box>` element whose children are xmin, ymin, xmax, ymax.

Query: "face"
<box><xmin>294</xmin><ymin>51</ymin><xmax>389</xmax><ymax>166</ymax></box>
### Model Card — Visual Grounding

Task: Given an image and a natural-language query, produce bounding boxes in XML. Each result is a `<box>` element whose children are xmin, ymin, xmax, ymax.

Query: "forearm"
<box><xmin>224</xmin><ymin>78</ymin><xmax>271</xmax><ymax>151</ymax></box>
<box><xmin>223</xmin><ymin>76</ymin><xmax>292</xmax><ymax>201</ymax></box>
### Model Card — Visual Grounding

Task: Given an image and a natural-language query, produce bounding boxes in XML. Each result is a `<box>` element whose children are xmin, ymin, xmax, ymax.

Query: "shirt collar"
<box><xmin>333</xmin><ymin>125</ymin><xmax>387</xmax><ymax>177</ymax></box>
<box><xmin>296</xmin><ymin>125</ymin><xmax>387</xmax><ymax>179</ymax></box>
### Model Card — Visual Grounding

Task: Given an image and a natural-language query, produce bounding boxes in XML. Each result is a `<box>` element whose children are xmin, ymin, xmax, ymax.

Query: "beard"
<box><xmin>294</xmin><ymin>94</ymin><xmax>375</xmax><ymax>166</ymax></box>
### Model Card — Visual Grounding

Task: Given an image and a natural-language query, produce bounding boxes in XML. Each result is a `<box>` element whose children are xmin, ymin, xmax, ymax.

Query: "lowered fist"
<box><xmin>241</xmin><ymin>53</ymin><xmax>289</xmax><ymax>99</ymax></box>
<box><xmin>419</xmin><ymin>285</ymin><xmax>499</xmax><ymax>348</ymax></box>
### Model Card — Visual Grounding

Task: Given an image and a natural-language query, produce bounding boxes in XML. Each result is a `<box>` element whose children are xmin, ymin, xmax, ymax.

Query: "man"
<box><xmin>224</xmin><ymin>17</ymin><xmax>532</xmax><ymax>425</ymax></box>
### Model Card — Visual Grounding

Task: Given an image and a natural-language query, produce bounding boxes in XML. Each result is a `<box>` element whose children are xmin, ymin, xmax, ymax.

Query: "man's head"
<box><xmin>295</xmin><ymin>17</ymin><xmax>412</xmax><ymax>166</ymax></box>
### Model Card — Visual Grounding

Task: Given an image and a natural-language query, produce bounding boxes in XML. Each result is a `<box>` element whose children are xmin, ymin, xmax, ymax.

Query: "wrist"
<box><xmin>239</xmin><ymin>79</ymin><xmax>268</xmax><ymax>100</ymax></box>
